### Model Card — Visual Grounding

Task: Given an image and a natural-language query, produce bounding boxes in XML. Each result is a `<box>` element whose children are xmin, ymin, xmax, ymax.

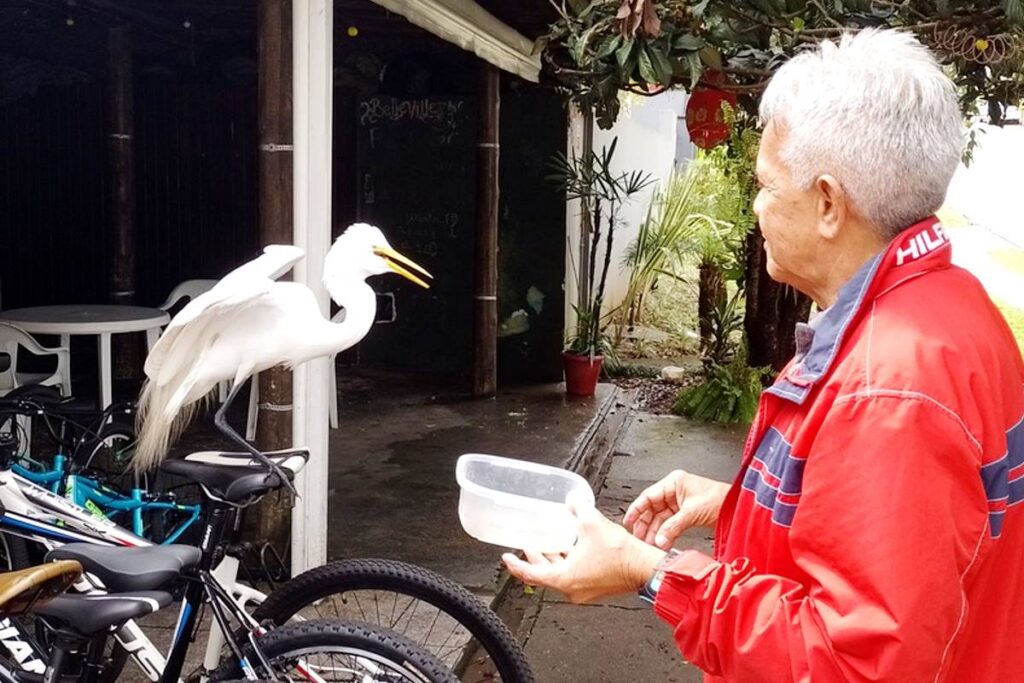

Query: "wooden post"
<box><xmin>472</xmin><ymin>62</ymin><xmax>500</xmax><ymax>398</ymax></box>
<box><xmin>249</xmin><ymin>0</ymin><xmax>295</xmax><ymax>557</ymax></box>
<box><xmin>108</xmin><ymin>26</ymin><xmax>137</xmax><ymax>380</ymax></box>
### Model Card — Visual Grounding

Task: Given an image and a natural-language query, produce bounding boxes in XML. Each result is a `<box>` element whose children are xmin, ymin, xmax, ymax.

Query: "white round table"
<box><xmin>0</xmin><ymin>305</ymin><xmax>169</xmax><ymax>408</ymax></box>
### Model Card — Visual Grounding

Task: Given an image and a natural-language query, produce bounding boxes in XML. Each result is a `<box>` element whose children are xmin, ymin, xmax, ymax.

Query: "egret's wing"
<box><xmin>162</xmin><ymin>245</ymin><xmax>304</xmax><ymax>332</ymax></box>
<box><xmin>147</xmin><ymin>287</ymin><xmax>276</xmax><ymax>386</ymax></box>
<box><xmin>220</xmin><ymin>244</ymin><xmax>305</xmax><ymax>285</ymax></box>
<box><xmin>145</xmin><ymin>245</ymin><xmax>304</xmax><ymax>380</ymax></box>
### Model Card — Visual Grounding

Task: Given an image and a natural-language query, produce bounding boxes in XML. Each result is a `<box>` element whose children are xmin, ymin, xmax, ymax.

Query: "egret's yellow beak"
<box><xmin>374</xmin><ymin>246</ymin><xmax>433</xmax><ymax>289</ymax></box>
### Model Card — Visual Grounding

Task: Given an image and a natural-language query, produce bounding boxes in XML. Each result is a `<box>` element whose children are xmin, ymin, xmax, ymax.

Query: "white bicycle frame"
<box><xmin>0</xmin><ymin>466</ymin><xmax>279</xmax><ymax>682</ymax></box>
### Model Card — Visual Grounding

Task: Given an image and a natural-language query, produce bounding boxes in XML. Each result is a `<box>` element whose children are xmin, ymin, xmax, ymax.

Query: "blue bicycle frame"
<box><xmin>12</xmin><ymin>455</ymin><xmax>202</xmax><ymax>544</ymax></box>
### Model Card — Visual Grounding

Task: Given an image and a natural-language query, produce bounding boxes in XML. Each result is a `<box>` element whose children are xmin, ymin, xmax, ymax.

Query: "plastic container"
<box><xmin>455</xmin><ymin>453</ymin><xmax>595</xmax><ymax>553</ymax></box>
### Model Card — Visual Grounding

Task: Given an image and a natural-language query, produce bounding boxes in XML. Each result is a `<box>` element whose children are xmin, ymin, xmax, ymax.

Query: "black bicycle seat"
<box><xmin>1</xmin><ymin>384</ymin><xmax>97</xmax><ymax>414</ymax></box>
<box><xmin>45</xmin><ymin>544</ymin><xmax>201</xmax><ymax>592</ymax></box>
<box><xmin>35</xmin><ymin>591</ymin><xmax>172</xmax><ymax>635</ymax></box>
<box><xmin>160</xmin><ymin>448</ymin><xmax>308</xmax><ymax>504</ymax></box>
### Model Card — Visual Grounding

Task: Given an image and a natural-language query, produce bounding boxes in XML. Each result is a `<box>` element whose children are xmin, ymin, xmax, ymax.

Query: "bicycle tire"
<box><xmin>251</xmin><ymin>559</ymin><xmax>534</xmax><ymax>683</ymax></box>
<box><xmin>209</xmin><ymin>618</ymin><xmax>458</xmax><ymax>682</ymax></box>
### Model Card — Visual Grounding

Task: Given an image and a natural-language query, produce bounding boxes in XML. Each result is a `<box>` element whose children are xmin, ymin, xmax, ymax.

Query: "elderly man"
<box><xmin>504</xmin><ymin>29</ymin><xmax>1024</xmax><ymax>682</ymax></box>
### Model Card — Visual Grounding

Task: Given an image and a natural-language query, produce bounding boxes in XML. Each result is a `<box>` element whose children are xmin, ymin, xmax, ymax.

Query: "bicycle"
<box><xmin>0</xmin><ymin>416</ymin><xmax>533</xmax><ymax>682</ymax></box>
<box><xmin>0</xmin><ymin>387</ymin><xmax>203</xmax><ymax>544</ymax></box>
<box><xmin>0</xmin><ymin>432</ymin><xmax>457</xmax><ymax>683</ymax></box>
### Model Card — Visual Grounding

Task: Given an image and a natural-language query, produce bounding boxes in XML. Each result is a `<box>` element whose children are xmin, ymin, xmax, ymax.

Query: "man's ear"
<box><xmin>814</xmin><ymin>174</ymin><xmax>846</xmax><ymax>240</ymax></box>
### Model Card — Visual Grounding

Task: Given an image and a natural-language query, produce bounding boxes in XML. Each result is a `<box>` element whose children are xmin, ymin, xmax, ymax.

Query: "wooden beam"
<box><xmin>250</xmin><ymin>0</ymin><xmax>295</xmax><ymax>557</ymax></box>
<box><xmin>472</xmin><ymin>61</ymin><xmax>499</xmax><ymax>398</ymax></box>
<box><xmin>107</xmin><ymin>25</ymin><xmax>134</xmax><ymax>307</ymax></box>
<box><xmin>107</xmin><ymin>25</ymin><xmax>138</xmax><ymax>381</ymax></box>
<box><xmin>291</xmin><ymin>0</ymin><xmax>333</xmax><ymax>576</ymax></box>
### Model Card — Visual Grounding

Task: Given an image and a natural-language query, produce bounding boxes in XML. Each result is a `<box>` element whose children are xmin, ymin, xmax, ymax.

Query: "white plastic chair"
<box><xmin>157</xmin><ymin>279</ymin><xmax>219</xmax><ymax>312</ymax></box>
<box><xmin>0</xmin><ymin>322</ymin><xmax>71</xmax><ymax>396</ymax></box>
<box><xmin>245</xmin><ymin>309</ymin><xmax>343</xmax><ymax>440</ymax></box>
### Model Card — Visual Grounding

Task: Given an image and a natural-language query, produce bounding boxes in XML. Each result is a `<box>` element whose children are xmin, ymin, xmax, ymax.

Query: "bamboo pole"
<box><xmin>108</xmin><ymin>26</ymin><xmax>137</xmax><ymax>380</ymax></box>
<box><xmin>472</xmin><ymin>62</ymin><xmax>500</xmax><ymax>398</ymax></box>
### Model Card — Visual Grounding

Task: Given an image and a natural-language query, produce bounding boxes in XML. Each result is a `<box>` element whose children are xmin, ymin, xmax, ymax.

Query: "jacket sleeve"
<box><xmin>653</xmin><ymin>394</ymin><xmax>990</xmax><ymax>682</ymax></box>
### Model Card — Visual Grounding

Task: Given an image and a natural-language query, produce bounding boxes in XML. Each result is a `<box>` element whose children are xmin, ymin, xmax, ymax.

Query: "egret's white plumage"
<box><xmin>134</xmin><ymin>223</ymin><xmax>431</xmax><ymax>471</ymax></box>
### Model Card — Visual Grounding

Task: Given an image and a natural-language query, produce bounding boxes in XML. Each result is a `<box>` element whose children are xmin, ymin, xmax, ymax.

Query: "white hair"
<box><xmin>759</xmin><ymin>29</ymin><xmax>964</xmax><ymax>238</ymax></box>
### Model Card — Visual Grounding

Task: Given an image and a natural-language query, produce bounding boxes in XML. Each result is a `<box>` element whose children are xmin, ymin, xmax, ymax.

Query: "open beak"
<box><xmin>374</xmin><ymin>246</ymin><xmax>433</xmax><ymax>289</ymax></box>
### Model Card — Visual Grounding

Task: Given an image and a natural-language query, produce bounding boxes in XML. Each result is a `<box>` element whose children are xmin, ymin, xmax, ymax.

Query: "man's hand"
<box><xmin>502</xmin><ymin>497</ymin><xmax>666</xmax><ymax>604</ymax></box>
<box><xmin>623</xmin><ymin>469</ymin><xmax>730</xmax><ymax>549</ymax></box>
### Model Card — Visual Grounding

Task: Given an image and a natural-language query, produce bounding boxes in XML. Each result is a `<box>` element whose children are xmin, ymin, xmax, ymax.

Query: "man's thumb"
<box><xmin>654</xmin><ymin>510</ymin><xmax>691</xmax><ymax>549</ymax></box>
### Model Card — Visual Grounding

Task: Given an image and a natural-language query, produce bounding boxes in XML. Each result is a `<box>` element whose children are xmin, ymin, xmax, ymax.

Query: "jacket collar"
<box><xmin>766</xmin><ymin>216</ymin><xmax>952</xmax><ymax>405</ymax></box>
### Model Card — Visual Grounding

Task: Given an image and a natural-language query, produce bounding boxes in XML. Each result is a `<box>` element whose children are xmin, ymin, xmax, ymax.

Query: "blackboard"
<box><xmin>355</xmin><ymin>96</ymin><xmax>476</xmax><ymax>373</ymax></box>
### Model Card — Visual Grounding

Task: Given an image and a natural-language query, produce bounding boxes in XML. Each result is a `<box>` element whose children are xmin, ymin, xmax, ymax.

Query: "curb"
<box><xmin>486</xmin><ymin>383</ymin><xmax>638</xmax><ymax>643</ymax></box>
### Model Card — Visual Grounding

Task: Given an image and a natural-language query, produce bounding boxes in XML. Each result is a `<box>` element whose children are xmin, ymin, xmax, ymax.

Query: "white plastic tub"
<box><xmin>455</xmin><ymin>453</ymin><xmax>595</xmax><ymax>553</ymax></box>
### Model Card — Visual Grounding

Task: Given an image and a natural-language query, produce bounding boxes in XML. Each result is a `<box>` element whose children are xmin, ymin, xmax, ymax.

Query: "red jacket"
<box><xmin>654</xmin><ymin>217</ymin><xmax>1024</xmax><ymax>682</ymax></box>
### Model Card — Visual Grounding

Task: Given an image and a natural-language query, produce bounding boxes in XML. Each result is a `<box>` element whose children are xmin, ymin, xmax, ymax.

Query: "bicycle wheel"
<box><xmin>80</xmin><ymin>424</ymin><xmax>137</xmax><ymax>481</ymax></box>
<box><xmin>252</xmin><ymin>559</ymin><xmax>534</xmax><ymax>683</ymax></box>
<box><xmin>210</xmin><ymin>618</ymin><xmax>458</xmax><ymax>682</ymax></box>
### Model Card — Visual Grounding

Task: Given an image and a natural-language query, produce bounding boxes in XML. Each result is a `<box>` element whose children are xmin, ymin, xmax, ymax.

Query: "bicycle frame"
<box><xmin>0</xmin><ymin>469</ymin><xmax>272</xmax><ymax>682</ymax></box>
<box><xmin>12</xmin><ymin>436</ymin><xmax>203</xmax><ymax>545</ymax></box>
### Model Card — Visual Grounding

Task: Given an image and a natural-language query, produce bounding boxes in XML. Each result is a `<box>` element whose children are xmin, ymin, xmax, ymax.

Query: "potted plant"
<box><xmin>550</xmin><ymin>136</ymin><xmax>652</xmax><ymax>396</ymax></box>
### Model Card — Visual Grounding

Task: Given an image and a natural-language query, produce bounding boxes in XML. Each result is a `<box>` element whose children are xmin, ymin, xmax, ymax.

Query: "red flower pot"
<box><xmin>562</xmin><ymin>352</ymin><xmax>604</xmax><ymax>396</ymax></box>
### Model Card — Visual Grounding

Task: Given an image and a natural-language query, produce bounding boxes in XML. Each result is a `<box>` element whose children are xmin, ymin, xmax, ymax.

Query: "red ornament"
<box><xmin>685</xmin><ymin>85</ymin><xmax>737</xmax><ymax>149</ymax></box>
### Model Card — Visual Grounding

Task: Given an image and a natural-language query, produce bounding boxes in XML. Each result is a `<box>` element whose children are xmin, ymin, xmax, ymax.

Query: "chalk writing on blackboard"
<box><xmin>359</xmin><ymin>98</ymin><xmax>465</xmax><ymax>128</ymax></box>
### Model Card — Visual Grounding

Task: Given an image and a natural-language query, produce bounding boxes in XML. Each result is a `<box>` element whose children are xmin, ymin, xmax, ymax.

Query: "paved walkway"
<box><xmin>519</xmin><ymin>409</ymin><xmax>747</xmax><ymax>682</ymax></box>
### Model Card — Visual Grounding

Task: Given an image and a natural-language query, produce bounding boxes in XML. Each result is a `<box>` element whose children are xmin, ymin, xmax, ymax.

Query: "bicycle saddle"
<box><xmin>0</xmin><ymin>560</ymin><xmax>81</xmax><ymax>615</ymax></box>
<box><xmin>1</xmin><ymin>384</ymin><xmax>97</xmax><ymax>413</ymax></box>
<box><xmin>160</xmin><ymin>448</ymin><xmax>308</xmax><ymax>504</ymax></box>
<box><xmin>45</xmin><ymin>544</ymin><xmax>201</xmax><ymax>592</ymax></box>
<box><xmin>35</xmin><ymin>591</ymin><xmax>172</xmax><ymax>635</ymax></box>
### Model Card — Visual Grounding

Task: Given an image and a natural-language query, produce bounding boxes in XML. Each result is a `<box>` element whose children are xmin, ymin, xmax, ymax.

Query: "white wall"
<box><xmin>585</xmin><ymin>91</ymin><xmax>688</xmax><ymax>317</ymax></box>
<box><xmin>945</xmin><ymin>123</ymin><xmax>1024</xmax><ymax>247</ymax></box>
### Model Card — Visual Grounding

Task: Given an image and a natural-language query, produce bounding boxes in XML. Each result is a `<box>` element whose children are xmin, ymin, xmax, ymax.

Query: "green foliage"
<box><xmin>553</xmin><ymin>138</ymin><xmax>654</xmax><ymax>357</ymax></box>
<box><xmin>543</xmin><ymin>1</ymin><xmax>1024</xmax><ymax>128</ymax></box>
<box><xmin>702</xmin><ymin>289</ymin><xmax>745</xmax><ymax>366</ymax></box>
<box><xmin>542</xmin><ymin>1</ymin><xmax>707</xmax><ymax>127</ymax></box>
<box><xmin>672</xmin><ymin>352</ymin><xmax>770</xmax><ymax>423</ymax></box>
<box><xmin>618</xmin><ymin>110</ymin><xmax>758</xmax><ymax>340</ymax></box>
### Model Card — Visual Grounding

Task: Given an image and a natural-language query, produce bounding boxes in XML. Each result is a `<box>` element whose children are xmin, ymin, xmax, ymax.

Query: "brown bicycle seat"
<box><xmin>0</xmin><ymin>561</ymin><xmax>82</xmax><ymax>616</ymax></box>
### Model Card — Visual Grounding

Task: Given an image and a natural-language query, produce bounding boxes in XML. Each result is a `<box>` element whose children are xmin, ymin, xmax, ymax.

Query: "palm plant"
<box><xmin>551</xmin><ymin>137</ymin><xmax>653</xmax><ymax>358</ymax></box>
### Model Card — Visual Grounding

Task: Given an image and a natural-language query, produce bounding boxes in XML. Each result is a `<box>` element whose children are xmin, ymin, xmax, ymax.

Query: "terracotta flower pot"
<box><xmin>562</xmin><ymin>352</ymin><xmax>604</xmax><ymax>396</ymax></box>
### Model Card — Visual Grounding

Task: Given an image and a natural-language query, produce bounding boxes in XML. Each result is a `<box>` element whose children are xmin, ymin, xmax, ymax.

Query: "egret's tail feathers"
<box><xmin>133</xmin><ymin>380</ymin><xmax>213</xmax><ymax>472</ymax></box>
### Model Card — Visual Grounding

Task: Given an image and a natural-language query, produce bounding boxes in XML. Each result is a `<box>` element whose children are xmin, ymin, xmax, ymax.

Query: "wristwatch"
<box><xmin>638</xmin><ymin>549</ymin><xmax>682</xmax><ymax>605</ymax></box>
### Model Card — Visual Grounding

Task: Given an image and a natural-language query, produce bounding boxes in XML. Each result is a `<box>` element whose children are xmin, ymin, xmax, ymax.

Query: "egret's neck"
<box><xmin>323</xmin><ymin>275</ymin><xmax>376</xmax><ymax>352</ymax></box>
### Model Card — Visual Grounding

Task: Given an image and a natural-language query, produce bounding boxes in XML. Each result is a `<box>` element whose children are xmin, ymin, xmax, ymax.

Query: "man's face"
<box><xmin>753</xmin><ymin>123</ymin><xmax>824</xmax><ymax>293</ymax></box>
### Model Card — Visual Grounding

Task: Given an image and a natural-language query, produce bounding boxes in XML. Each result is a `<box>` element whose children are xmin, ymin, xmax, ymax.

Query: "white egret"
<box><xmin>134</xmin><ymin>223</ymin><xmax>432</xmax><ymax>482</ymax></box>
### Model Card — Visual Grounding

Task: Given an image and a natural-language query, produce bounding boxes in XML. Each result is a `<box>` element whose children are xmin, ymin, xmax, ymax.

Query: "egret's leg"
<box><xmin>213</xmin><ymin>381</ymin><xmax>298</xmax><ymax>498</ymax></box>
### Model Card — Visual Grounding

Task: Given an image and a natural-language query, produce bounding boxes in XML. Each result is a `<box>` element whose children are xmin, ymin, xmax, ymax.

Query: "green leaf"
<box><xmin>691</xmin><ymin>0</ymin><xmax>710</xmax><ymax>16</ymax></box>
<box><xmin>686</xmin><ymin>51</ymin><xmax>703</xmax><ymax>88</ymax></box>
<box><xmin>673</xmin><ymin>33</ymin><xmax>705</xmax><ymax>51</ymax></box>
<box><xmin>791</xmin><ymin>16</ymin><xmax>805</xmax><ymax>31</ymax></box>
<box><xmin>648</xmin><ymin>44</ymin><xmax>675</xmax><ymax>86</ymax></box>
<box><xmin>638</xmin><ymin>44</ymin><xmax>659</xmax><ymax>84</ymax></box>
<box><xmin>615</xmin><ymin>39</ymin><xmax>635</xmax><ymax>67</ymax></box>
<box><xmin>595</xmin><ymin>35</ymin><xmax>622</xmax><ymax>59</ymax></box>
<box><xmin>1004</xmin><ymin>0</ymin><xmax>1024</xmax><ymax>24</ymax></box>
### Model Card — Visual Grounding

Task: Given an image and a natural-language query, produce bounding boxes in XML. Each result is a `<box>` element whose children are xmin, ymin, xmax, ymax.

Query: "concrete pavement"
<box><xmin>517</xmin><ymin>410</ymin><xmax>747</xmax><ymax>682</ymax></box>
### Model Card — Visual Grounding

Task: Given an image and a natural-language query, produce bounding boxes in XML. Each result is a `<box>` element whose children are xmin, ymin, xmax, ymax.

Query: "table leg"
<box><xmin>98</xmin><ymin>333</ymin><xmax>112</xmax><ymax>409</ymax></box>
<box><xmin>60</xmin><ymin>334</ymin><xmax>72</xmax><ymax>396</ymax></box>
